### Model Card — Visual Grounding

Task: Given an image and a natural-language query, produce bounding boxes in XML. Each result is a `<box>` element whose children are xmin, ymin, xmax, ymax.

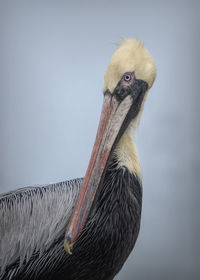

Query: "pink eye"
<box><xmin>124</xmin><ymin>74</ymin><xmax>131</xmax><ymax>81</ymax></box>
<box><xmin>122</xmin><ymin>72</ymin><xmax>134</xmax><ymax>83</ymax></box>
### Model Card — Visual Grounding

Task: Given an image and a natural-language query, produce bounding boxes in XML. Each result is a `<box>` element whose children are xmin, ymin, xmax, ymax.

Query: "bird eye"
<box><xmin>123</xmin><ymin>74</ymin><xmax>131</xmax><ymax>82</ymax></box>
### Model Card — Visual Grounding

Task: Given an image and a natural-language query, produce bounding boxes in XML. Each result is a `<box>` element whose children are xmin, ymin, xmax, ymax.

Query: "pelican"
<box><xmin>0</xmin><ymin>39</ymin><xmax>156</xmax><ymax>280</ymax></box>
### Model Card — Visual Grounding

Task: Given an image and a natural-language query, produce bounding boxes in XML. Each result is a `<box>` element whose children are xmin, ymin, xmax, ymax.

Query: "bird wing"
<box><xmin>0</xmin><ymin>178</ymin><xmax>83</xmax><ymax>277</ymax></box>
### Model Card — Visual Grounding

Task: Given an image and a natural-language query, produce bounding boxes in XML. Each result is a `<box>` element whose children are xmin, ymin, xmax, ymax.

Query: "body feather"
<box><xmin>0</xmin><ymin>156</ymin><xmax>142</xmax><ymax>280</ymax></box>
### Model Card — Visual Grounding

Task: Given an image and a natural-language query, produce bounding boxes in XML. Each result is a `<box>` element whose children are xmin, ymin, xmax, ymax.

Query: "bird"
<box><xmin>0</xmin><ymin>39</ymin><xmax>156</xmax><ymax>280</ymax></box>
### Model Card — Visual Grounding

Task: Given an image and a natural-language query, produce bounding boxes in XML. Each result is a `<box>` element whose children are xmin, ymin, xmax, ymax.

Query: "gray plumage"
<box><xmin>0</xmin><ymin>178</ymin><xmax>83</xmax><ymax>279</ymax></box>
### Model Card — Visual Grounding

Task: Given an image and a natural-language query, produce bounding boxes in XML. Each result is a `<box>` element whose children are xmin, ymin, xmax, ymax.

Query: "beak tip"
<box><xmin>64</xmin><ymin>234</ymin><xmax>73</xmax><ymax>254</ymax></box>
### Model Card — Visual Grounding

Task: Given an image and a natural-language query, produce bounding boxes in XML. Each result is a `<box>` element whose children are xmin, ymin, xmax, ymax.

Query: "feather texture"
<box><xmin>0</xmin><ymin>178</ymin><xmax>83</xmax><ymax>279</ymax></box>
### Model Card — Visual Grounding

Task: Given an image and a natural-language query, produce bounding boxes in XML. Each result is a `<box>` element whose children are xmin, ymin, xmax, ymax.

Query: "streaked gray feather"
<box><xmin>0</xmin><ymin>178</ymin><xmax>83</xmax><ymax>278</ymax></box>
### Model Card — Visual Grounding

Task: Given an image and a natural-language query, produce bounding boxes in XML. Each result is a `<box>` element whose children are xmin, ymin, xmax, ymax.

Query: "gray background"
<box><xmin>0</xmin><ymin>0</ymin><xmax>199</xmax><ymax>279</ymax></box>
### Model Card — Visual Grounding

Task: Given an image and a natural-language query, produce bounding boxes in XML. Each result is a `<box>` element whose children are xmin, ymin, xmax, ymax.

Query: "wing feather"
<box><xmin>0</xmin><ymin>178</ymin><xmax>83</xmax><ymax>277</ymax></box>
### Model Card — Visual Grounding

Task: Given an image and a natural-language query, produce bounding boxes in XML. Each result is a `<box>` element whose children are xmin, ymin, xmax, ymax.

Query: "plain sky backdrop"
<box><xmin>0</xmin><ymin>0</ymin><xmax>199</xmax><ymax>279</ymax></box>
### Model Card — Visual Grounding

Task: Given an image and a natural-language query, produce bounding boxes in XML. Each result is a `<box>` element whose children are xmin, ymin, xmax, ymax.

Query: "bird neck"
<box><xmin>114</xmin><ymin>123</ymin><xmax>141</xmax><ymax>178</ymax></box>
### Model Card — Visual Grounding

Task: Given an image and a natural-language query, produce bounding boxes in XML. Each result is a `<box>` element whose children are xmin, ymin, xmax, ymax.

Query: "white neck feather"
<box><xmin>114</xmin><ymin>92</ymin><xmax>147</xmax><ymax>178</ymax></box>
<box><xmin>114</xmin><ymin>117</ymin><xmax>141</xmax><ymax>178</ymax></box>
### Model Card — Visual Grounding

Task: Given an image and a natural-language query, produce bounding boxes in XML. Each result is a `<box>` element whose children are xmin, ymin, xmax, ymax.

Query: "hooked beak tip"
<box><xmin>64</xmin><ymin>234</ymin><xmax>74</xmax><ymax>254</ymax></box>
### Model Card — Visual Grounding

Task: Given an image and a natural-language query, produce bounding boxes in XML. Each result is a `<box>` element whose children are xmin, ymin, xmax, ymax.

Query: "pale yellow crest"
<box><xmin>104</xmin><ymin>39</ymin><xmax>156</xmax><ymax>93</ymax></box>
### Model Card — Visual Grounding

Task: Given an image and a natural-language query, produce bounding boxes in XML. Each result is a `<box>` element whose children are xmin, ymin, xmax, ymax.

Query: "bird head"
<box><xmin>64</xmin><ymin>39</ymin><xmax>156</xmax><ymax>253</ymax></box>
<box><xmin>104</xmin><ymin>38</ymin><xmax>156</xmax><ymax>93</ymax></box>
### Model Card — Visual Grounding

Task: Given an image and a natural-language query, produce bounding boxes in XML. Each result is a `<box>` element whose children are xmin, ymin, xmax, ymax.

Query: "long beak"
<box><xmin>64</xmin><ymin>90</ymin><xmax>136</xmax><ymax>253</ymax></box>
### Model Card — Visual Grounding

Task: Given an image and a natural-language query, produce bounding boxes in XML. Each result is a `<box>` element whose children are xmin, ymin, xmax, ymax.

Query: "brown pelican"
<box><xmin>0</xmin><ymin>39</ymin><xmax>156</xmax><ymax>280</ymax></box>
